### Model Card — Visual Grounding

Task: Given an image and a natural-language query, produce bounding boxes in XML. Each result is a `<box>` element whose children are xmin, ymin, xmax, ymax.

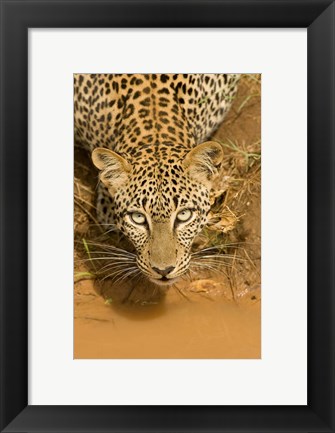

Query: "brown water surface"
<box><xmin>74</xmin><ymin>278</ymin><xmax>260</xmax><ymax>359</ymax></box>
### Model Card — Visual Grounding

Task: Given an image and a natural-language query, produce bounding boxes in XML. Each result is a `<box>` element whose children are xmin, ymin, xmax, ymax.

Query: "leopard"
<box><xmin>74</xmin><ymin>73</ymin><xmax>240</xmax><ymax>285</ymax></box>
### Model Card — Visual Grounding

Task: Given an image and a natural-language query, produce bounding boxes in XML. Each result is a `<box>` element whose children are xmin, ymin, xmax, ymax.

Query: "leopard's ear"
<box><xmin>92</xmin><ymin>148</ymin><xmax>131</xmax><ymax>194</ymax></box>
<box><xmin>183</xmin><ymin>141</ymin><xmax>223</xmax><ymax>188</ymax></box>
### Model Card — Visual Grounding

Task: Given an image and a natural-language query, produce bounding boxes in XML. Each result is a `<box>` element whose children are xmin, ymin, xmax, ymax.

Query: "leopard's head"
<box><xmin>92</xmin><ymin>142</ymin><xmax>223</xmax><ymax>285</ymax></box>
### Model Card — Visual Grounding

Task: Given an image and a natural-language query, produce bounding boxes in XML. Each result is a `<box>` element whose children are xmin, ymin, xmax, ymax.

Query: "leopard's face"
<box><xmin>113</xmin><ymin>167</ymin><xmax>211</xmax><ymax>284</ymax></box>
<box><xmin>92</xmin><ymin>141</ymin><xmax>223</xmax><ymax>285</ymax></box>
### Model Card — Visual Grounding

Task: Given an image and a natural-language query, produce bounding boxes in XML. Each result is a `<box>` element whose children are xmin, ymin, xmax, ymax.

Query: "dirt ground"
<box><xmin>74</xmin><ymin>74</ymin><xmax>261</xmax><ymax>359</ymax></box>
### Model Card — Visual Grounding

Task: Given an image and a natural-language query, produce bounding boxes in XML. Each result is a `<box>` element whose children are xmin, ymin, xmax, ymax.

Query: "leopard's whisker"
<box><xmin>191</xmin><ymin>259</ymin><xmax>234</xmax><ymax>269</ymax></box>
<box><xmin>77</xmin><ymin>257</ymin><xmax>136</xmax><ymax>264</ymax></box>
<box><xmin>85</xmin><ymin>243</ymin><xmax>136</xmax><ymax>257</ymax></box>
<box><xmin>81</xmin><ymin>252</ymin><xmax>136</xmax><ymax>260</ymax></box>
<box><xmin>98</xmin><ymin>264</ymin><xmax>137</xmax><ymax>275</ymax></box>
<box><xmin>190</xmin><ymin>261</ymin><xmax>230</xmax><ymax>275</ymax></box>
<box><xmin>192</xmin><ymin>250</ymin><xmax>243</xmax><ymax>257</ymax></box>
<box><xmin>97</xmin><ymin>261</ymin><xmax>137</xmax><ymax>274</ymax></box>
<box><xmin>111</xmin><ymin>268</ymin><xmax>142</xmax><ymax>286</ymax></box>
<box><xmin>192</xmin><ymin>242</ymin><xmax>258</xmax><ymax>254</ymax></box>
<box><xmin>191</xmin><ymin>256</ymin><xmax>233</xmax><ymax>264</ymax></box>
<box><xmin>103</xmin><ymin>227</ymin><xmax>119</xmax><ymax>235</ymax></box>
<box><xmin>191</xmin><ymin>258</ymin><xmax>235</xmax><ymax>267</ymax></box>
<box><xmin>100</xmin><ymin>266</ymin><xmax>139</xmax><ymax>283</ymax></box>
<box><xmin>172</xmin><ymin>284</ymin><xmax>191</xmax><ymax>301</ymax></box>
<box><xmin>192</xmin><ymin>253</ymin><xmax>247</xmax><ymax>262</ymax></box>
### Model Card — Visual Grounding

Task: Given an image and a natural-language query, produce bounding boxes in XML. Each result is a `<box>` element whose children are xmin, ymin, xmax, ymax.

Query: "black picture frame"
<box><xmin>1</xmin><ymin>0</ymin><xmax>334</xmax><ymax>432</ymax></box>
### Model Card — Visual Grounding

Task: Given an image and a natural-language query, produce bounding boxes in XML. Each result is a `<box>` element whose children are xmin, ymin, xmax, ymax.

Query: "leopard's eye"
<box><xmin>176</xmin><ymin>209</ymin><xmax>192</xmax><ymax>223</ymax></box>
<box><xmin>130</xmin><ymin>212</ymin><xmax>146</xmax><ymax>225</ymax></box>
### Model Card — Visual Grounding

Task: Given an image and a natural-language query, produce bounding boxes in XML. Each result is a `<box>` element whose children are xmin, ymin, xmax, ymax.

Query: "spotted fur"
<box><xmin>74</xmin><ymin>74</ymin><xmax>239</xmax><ymax>284</ymax></box>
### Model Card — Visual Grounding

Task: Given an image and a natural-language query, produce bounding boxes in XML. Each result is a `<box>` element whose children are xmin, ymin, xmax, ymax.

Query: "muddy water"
<box><xmin>74</xmin><ymin>278</ymin><xmax>261</xmax><ymax>359</ymax></box>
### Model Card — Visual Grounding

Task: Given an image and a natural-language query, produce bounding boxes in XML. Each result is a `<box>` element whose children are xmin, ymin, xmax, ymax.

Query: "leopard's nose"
<box><xmin>152</xmin><ymin>266</ymin><xmax>175</xmax><ymax>277</ymax></box>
